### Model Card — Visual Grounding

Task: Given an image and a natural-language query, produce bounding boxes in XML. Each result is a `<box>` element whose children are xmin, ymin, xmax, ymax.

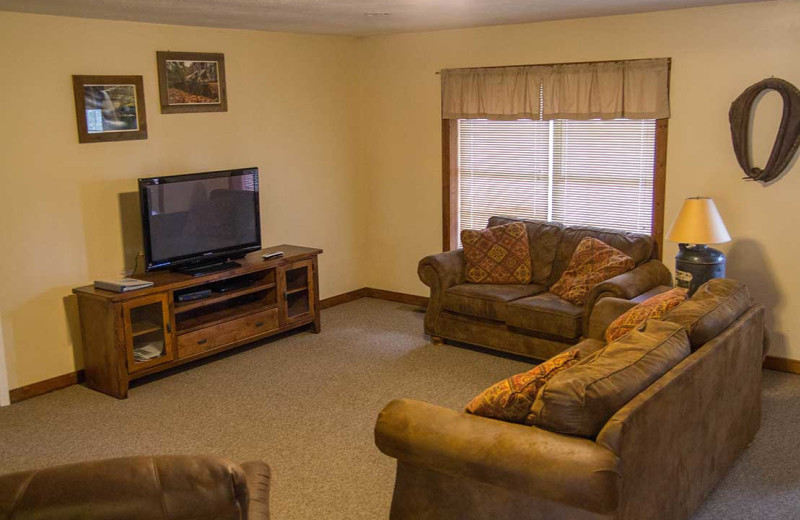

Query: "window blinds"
<box><xmin>458</xmin><ymin>118</ymin><xmax>656</xmax><ymax>244</ymax></box>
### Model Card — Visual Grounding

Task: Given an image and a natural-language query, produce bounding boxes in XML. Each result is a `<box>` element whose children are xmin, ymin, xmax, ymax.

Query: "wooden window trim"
<box><xmin>441</xmin><ymin>118</ymin><xmax>668</xmax><ymax>259</ymax></box>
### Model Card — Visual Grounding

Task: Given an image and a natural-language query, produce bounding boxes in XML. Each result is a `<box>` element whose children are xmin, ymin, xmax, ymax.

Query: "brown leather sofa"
<box><xmin>0</xmin><ymin>455</ymin><xmax>271</xmax><ymax>520</ymax></box>
<box><xmin>418</xmin><ymin>216</ymin><xmax>672</xmax><ymax>360</ymax></box>
<box><xmin>376</xmin><ymin>279</ymin><xmax>764</xmax><ymax>520</ymax></box>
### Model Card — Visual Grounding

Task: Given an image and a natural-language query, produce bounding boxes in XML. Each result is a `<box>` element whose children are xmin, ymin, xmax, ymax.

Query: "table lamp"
<box><xmin>666</xmin><ymin>197</ymin><xmax>731</xmax><ymax>295</ymax></box>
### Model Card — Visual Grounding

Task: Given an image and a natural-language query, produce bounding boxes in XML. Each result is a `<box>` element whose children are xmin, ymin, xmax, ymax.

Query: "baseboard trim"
<box><xmin>10</xmin><ymin>287</ymin><xmax>427</xmax><ymax>404</ymax></box>
<box><xmin>763</xmin><ymin>356</ymin><xmax>800</xmax><ymax>374</ymax></box>
<box><xmin>10</xmin><ymin>370</ymin><xmax>85</xmax><ymax>403</ymax></box>
<box><xmin>320</xmin><ymin>288</ymin><xmax>369</xmax><ymax>309</ymax></box>
<box><xmin>321</xmin><ymin>287</ymin><xmax>429</xmax><ymax>309</ymax></box>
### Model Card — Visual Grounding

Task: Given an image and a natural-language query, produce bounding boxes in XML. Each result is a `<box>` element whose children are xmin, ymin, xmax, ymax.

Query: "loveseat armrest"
<box><xmin>587</xmin><ymin>297</ymin><xmax>639</xmax><ymax>341</ymax></box>
<box><xmin>375</xmin><ymin>398</ymin><xmax>620</xmax><ymax>514</ymax></box>
<box><xmin>418</xmin><ymin>250</ymin><xmax>467</xmax><ymax>336</ymax></box>
<box><xmin>0</xmin><ymin>455</ymin><xmax>255</xmax><ymax>519</ymax></box>
<box><xmin>418</xmin><ymin>249</ymin><xmax>466</xmax><ymax>291</ymax></box>
<box><xmin>582</xmin><ymin>260</ymin><xmax>672</xmax><ymax>336</ymax></box>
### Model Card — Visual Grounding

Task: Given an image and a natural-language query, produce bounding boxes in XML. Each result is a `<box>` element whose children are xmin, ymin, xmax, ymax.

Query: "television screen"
<box><xmin>139</xmin><ymin>167</ymin><xmax>261</xmax><ymax>271</ymax></box>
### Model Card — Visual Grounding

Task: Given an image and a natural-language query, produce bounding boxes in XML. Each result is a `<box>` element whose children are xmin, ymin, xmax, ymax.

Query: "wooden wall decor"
<box><xmin>729</xmin><ymin>77</ymin><xmax>800</xmax><ymax>183</ymax></box>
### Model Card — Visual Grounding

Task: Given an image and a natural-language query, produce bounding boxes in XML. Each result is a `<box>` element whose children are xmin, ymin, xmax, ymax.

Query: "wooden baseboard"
<box><xmin>9</xmin><ymin>287</ymin><xmax>426</xmax><ymax>404</ymax></box>
<box><xmin>321</xmin><ymin>287</ymin><xmax>429</xmax><ymax>309</ymax></box>
<box><xmin>10</xmin><ymin>370</ymin><xmax>85</xmax><ymax>403</ymax></box>
<box><xmin>763</xmin><ymin>356</ymin><xmax>800</xmax><ymax>374</ymax></box>
<box><xmin>320</xmin><ymin>288</ymin><xmax>369</xmax><ymax>309</ymax></box>
<box><xmin>364</xmin><ymin>288</ymin><xmax>429</xmax><ymax>307</ymax></box>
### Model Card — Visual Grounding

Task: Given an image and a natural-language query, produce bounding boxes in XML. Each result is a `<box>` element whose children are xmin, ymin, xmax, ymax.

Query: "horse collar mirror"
<box><xmin>729</xmin><ymin>77</ymin><xmax>800</xmax><ymax>183</ymax></box>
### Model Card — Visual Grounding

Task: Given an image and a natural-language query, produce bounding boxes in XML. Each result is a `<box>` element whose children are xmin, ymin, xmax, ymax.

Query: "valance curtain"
<box><xmin>441</xmin><ymin>58</ymin><xmax>670</xmax><ymax>120</ymax></box>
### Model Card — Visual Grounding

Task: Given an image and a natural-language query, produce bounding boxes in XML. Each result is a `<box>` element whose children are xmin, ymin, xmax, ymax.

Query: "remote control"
<box><xmin>262</xmin><ymin>251</ymin><xmax>284</xmax><ymax>260</ymax></box>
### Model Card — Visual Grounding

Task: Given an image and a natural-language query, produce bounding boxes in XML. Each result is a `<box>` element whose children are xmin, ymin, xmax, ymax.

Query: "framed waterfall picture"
<box><xmin>72</xmin><ymin>75</ymin><xmax>148</xmax><ymax>143</ymax></box>
<box><xmin>156</xmin><ymin>51</ymin><xmax>227</xmax><ymax>114</ymax></box>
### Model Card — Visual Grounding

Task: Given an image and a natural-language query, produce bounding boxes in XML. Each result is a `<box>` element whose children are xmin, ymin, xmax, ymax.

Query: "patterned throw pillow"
<box><xmin>461</xmin><ymin>222</ymin><xmax>532</xmax><ymax>284</ymax></box>
<box><xmin>605</xmin><ymin>288</ymin><xmax>688</xmax><ymax>343</ymax></box>
<box><xmin>549</xmin><ymin>237</ymin><xmax>635</xmax><ymax>305</ymax></box>
<box><xmin>465</xmin><ymin>349</ymin><xmax>580</xmax><ymax>423</ymax></box>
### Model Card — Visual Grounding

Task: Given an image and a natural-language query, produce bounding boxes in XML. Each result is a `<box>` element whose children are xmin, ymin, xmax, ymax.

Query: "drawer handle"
<box><xmin>197</xmin><ymin>339</ymin><xmax>208</xmax><ymax>345</ymax></box>
<box><xmin>255</xmin><ymin>321</ymin><xmax>265</xmax><ymax>327</ymax></box>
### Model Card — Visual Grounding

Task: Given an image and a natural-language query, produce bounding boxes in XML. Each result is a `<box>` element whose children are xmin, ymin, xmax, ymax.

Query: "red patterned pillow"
<box><xmin>465</xmin><ymin>349</ymin><xmax>580</xmax><ymax>423</ymax></box>
<box><xmin>461</xmin><ymin>222</ymin><xmax>532</xmax><ymax>284</ymax></box>
<box><xmin>550</xmin><ymin>237</ymin><xmax>635</xmax><ymax>305</ymax></box>
<box><xmin>606</xmin><ymin>288</ymin><xmax>688</xmax><ymax>343</ymax></box>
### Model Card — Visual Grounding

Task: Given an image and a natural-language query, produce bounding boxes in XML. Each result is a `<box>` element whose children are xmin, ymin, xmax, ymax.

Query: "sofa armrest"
<box><xmin>241</xmin><ymin>461</ymin><xmax>272</xmax><ymax>520</ymax></box>
<box><xmin>0</xmin><ymin>455</ymin><xmax>253</xmax><ymax>519</ymax></box>
<box><xmin>582</xmin><ymin>260</ymin><xmax>672</xmax><ymax>336</ymax></box>
<box><xmin>418</xmin><ymin>250</ymin><xmax>467</xmax><ymax>335</ymax></box>
<box><xmin>417</xmin><ymin>249</ymin><xmax>466</xmax><ymax>291</ymax></box>
<box><xmin>375</xmin><ymin>399</ymin><xmax>620</xmax><ymax>514</ymax></box>
<box><xmin>587</xmin><ymin>297</ymin><xmax>639</xmax><ymax>341</ymax></box>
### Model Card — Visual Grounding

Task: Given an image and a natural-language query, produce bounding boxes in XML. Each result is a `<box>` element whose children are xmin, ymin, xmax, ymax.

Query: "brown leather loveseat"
<box><xmin>376</xmin><ymin>279</ymin><xmax>764</xmax><ymax>520</ymax></box>
<box><xmin>0</xmin><ymin>455</ymin><xmax>271</xmax><ymax>520</ymax></box>
<box><xmin>418</xmin><ymin>216</ymin><xmax>672</xmax><ymax>360</ymax></box>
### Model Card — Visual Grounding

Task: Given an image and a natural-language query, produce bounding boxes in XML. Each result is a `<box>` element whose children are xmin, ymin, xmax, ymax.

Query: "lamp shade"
<box><xmin>667</xmin><ymin>197</ymin><xmax>731</xmax><ymax>244</ymax></box>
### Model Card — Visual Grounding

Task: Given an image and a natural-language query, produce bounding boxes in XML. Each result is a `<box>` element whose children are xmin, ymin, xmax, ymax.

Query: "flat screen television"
<box><xmin>138</xmin><ymin>167</ymin><xmax>261</xmax><ymax>275</ymax></box>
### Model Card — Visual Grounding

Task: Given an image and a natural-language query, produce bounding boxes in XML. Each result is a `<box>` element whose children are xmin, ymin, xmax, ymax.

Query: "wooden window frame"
<box><xmin>442</xmin><ymin>118</ymin><xmax>669</xmax><ymax>259</ymax></box>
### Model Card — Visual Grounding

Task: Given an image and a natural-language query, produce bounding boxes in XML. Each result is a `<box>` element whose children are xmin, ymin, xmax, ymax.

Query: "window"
<box><xmin>447</xmin><ymin>118</ymin><xmax>666</xmax><ymax>251</ymax></box>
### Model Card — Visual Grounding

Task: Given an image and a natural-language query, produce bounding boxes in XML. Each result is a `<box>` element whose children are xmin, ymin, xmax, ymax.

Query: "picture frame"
<box><xmin>72</xmin><ymin>75</ymin><xmax>148</xmax><ymax>143</ymax></box>
<box><xmin>156</xmin><ymin>51</ymin><xmax>227</xmax><ymax>114</ymax></box>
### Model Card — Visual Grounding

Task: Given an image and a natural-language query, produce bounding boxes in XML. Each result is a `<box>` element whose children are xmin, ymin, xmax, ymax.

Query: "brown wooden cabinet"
<box><xmin>73</xmin><ymin>245</ymin><xmax>321</xmax><ymax>398</ymax></box>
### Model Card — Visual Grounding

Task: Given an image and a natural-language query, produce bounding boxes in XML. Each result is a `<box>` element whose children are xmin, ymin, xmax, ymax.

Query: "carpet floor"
<box><xmin>0</xmin><ymin>298</ymin><xmax>798</xmax><ymax>519</ymax></box>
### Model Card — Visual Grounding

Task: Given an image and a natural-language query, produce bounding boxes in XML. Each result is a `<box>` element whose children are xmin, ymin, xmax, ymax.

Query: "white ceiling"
<box><xmin>0</xmin><ymin>0</ymin><xmax>768</xmax><ymax>36</ymax></box>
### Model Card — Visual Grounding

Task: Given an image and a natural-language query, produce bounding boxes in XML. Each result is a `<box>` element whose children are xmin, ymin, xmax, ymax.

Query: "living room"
<box><xmin>0</xmin><ymin>0</ymin><xmax>798</xmax><ymax>518</ymax></box>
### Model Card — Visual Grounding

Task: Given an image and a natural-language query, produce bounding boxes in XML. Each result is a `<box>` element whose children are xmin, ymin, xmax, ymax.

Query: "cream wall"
<box><xmin>2</xmin><ymin>1</ymin><xmax>800</xmax><ymax>391</ymax></box>
<box><xmin>0</xmin><ymin>12</ymin><xmax>363</xmax><ymax>388</ymax></box>
<box><xmin>357</xmin><ymin>1</ymin><xmax>800</xmax><ymax>359</ymax></box>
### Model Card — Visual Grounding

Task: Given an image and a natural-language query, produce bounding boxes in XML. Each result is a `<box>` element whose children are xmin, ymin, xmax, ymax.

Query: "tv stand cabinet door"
<box><xmin>122</xmin><ymin>293</ymin><xmax>175</xmax><ymax>373</ymax></box>
<box><xmin>278</xmin><ymin>259</ymin><xmax>317</xmax><ymax>327</ymax></box>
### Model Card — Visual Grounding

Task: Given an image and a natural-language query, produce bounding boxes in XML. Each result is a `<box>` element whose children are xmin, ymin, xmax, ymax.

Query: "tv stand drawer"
<box><xmin>178</xmin><ymin>308</ymin><xmax>278</xmax><ymax>359</ymax></box>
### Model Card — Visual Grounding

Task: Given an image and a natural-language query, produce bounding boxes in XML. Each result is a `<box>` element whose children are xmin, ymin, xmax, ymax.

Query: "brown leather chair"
<box><xmin>0</xmin><ymin>455</ymin><xmax>270</xmax><ymax>520</ymax></box>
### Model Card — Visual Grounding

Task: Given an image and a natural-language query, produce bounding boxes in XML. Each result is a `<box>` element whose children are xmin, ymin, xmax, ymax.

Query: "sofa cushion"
<box><xmin>529</xmin><ymin>319</ymin><xmax>690</xmax><ymax>437</ymax></box>
<box><xmin>550</xmin><ymin>225</ymin><xmax>655</xmax><ymax>284</ymax></box>
<box><xmin>443</xmin><ymin>283</ymin><xmax>546</xmax><ymax>321</ymax></box>
<box><xmin>661</xmin><ymin>278</ymin><xmax>752</xmax><ymax>350</ymax></box>
<box><xmin>465</xmin><ymin>349</ymin><xmax>580</xmax><ymax>423</ymax></box>
<box><xmin>605</xmin><ymin>287</ymin><xmax>688</xmax><ymax>343</ymax></box>
<box><xmin>506</xmin><ymin>292</ymin><xmax>584</xmax><ymax>339</ymax></box>
<box><xmin>549</xmin><ymin>237</ymin><xmax>636</xmax><ymax>305</ymax></box>
<box><xmin>488</xmin><ymin>217</ymin><xmax>564</xmax><ymax>285</ymax></box>
<box><xmin>461</xmin><ymin>222</ymin><xmax>533</xmax><ymax>284</ymax></box>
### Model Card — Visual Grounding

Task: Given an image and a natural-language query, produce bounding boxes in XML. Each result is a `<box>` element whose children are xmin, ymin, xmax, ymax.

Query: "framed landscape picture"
<box><xmin>72</xmin><ymin>75</ymin><xmax>147</xmax><ymax>143</ymax></box>
<box><xmin>156</xmin><ymin>51</ymin><xmax>227</xmax><ymax>113</ymax></box>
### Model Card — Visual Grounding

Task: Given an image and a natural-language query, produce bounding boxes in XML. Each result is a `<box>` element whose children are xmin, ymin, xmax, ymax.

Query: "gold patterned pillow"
<box><xmin>606</xmin><ymin>288</ymin><xmax>688</xmax><ymax>343</ymax></box>
<box><xmin>550</xmin><ymin>237</ymin><xmax>635</xmax><ymax>305</ymax></box>
<box><xmin>465</xmin><ymin>349</ymin><xmax>580</xmax><ymax>423</ymax></box>
<box><xmin>461</xmin><ymin>222</ymin><xmax>532</xmax><ymax>284</ymax></box>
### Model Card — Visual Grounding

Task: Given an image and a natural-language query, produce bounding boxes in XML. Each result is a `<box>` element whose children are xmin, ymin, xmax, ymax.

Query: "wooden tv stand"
<box><xmin>73</xmin><ymin>245</ymin><xmax>321</xmax><ymax>399</ymax></box>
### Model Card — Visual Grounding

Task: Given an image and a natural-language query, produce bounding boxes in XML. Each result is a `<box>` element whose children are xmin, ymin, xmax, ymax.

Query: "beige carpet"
<box><xmin>0</xmin><ymin>298</ymin><xmax>798</xmax><ymax>519</ymax></box>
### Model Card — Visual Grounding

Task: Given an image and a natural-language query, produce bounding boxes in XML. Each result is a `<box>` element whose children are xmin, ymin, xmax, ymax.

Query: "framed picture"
<box><xmin>156</xmin><ymin>51</ymin><xmax>227</xmax><ymax>114</ymax></box>
<box><xmin>72</xmin><ymin>75</ymin><xmax>147</xmax><ymax>143</ymax></box>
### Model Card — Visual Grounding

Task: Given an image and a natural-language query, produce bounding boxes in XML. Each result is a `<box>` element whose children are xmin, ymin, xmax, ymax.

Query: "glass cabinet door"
<box><xmin>281</xmin><ymin>260</ymin><xmax>314</xmax><ymax>324</ymax></box>
<box><xmin>123</xmin><ymin>293</ymin><xmax>174</xmax><ymax>373</ymax></box>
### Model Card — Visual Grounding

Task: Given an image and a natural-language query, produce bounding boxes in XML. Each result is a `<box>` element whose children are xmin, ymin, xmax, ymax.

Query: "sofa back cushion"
<box><xmin>549</xmin><ymin>225</ymin><xmax>655</xmax><ymax>285</ymax></box>
<box><xmin>462</xmin><ymin>222</ymin><xmax>533</xmax><ymax>284</ymax></box>
<box><xmin>661</xmin><ymin>278</ymin><xmax>752</xmax><ymax>350</ymax></box>
<box><xmin>528</xmin><ymin>319</ymin><xmax>690</xmax><ymax>437</ymax></box>
<box><xmin>488</xmin><ymin>216</ymin><xmax>564</xmax><ymax>285</ymax></box>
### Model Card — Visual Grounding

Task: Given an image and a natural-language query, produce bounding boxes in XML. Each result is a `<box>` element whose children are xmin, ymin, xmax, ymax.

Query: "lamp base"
<box><xmin>675</xmin><ymin>244</ymin><xmax>726</xmax><ymax>295</ymax></box>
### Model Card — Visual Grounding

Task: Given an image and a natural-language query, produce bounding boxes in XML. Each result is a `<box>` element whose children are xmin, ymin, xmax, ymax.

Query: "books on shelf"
<box><xmin>94</xmin><ymin>278</ymin><xmax>154</xmax><ymax>293</ymax></box>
